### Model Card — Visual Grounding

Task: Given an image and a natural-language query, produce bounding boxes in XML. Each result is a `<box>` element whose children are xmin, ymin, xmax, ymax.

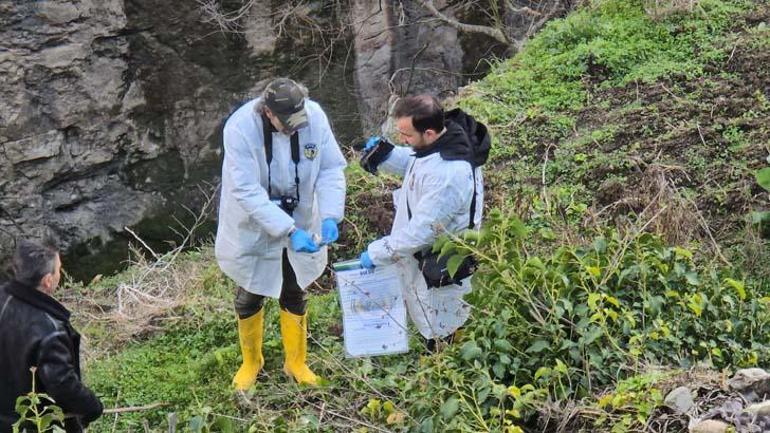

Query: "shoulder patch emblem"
<box><xmin>303</xmin><ymin>143</ymin><xmax>318</xmax><ymax>160</ymax></box>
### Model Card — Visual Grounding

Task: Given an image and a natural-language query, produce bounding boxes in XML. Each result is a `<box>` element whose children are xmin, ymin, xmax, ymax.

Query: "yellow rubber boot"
<box><xmin>279</xmin><ymin>309</ymin><xmax>319</xmax><ymax>386</ymax></box>
<box><xmin>232</xmin><ymin>309</ymin><xmax>265</xmax><ymax>390</ymax></box>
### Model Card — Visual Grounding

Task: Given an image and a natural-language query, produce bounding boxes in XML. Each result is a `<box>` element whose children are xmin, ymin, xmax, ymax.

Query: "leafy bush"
<box><xmin>400</xmin><ymin>206</ymin><xmax>770</xmax><ymax>431</ymax></box>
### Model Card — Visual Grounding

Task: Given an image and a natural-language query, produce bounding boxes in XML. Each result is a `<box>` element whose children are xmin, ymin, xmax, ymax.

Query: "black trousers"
<box><xmin>234</xmin><ymin>249</ymin><xmax>307</xmax><ymax>318</ymax></box>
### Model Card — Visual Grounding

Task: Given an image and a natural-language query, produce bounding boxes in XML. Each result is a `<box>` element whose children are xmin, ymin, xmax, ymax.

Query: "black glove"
<box><xmin>358</xmin><ymin>136</ymin><xmax>394</xmax><ymax>174</ymax></box>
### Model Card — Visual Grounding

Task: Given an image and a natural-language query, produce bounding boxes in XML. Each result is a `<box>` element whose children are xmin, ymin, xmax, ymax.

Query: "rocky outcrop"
<box><xmin>0</xmin><ymin>0</ymin><xmax>277</xmax><ymax>269</ymax></box>
<box><xmin>0</xmin><ymin>0</ymin><xmax>151</xmax><ymax>261</ymax></box>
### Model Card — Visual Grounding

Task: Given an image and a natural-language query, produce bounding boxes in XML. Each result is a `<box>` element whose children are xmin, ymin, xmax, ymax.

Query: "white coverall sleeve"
<box><xmin>367</xmin><ymin>169</ymin><xmax>471</xmax><ymax>265</ymax></box>
<box><xmin>223</xmin><ymin>124</ymin><xmax>295</xmax><ymax>237</ymax></box>
<box><xmin>314</xmin><ymin>110</ymin><xmax>347</xmax><ymax>222</ymax></box>
<box><xmin>377</xmin><ymin>146</ymin><xmax>413</xmax><ymax>177</ymax></box>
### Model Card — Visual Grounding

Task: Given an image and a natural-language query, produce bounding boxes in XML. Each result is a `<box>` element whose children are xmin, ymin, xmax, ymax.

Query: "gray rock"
<box><xmin>744</xmin><ymin>400</ymin><xmax>770</xmax><ymax>416</ymax></box>
<box><xmin>729</xmin><ymin>368</ymin><xmax>770</xmax><ymax>402</ymax></box>
<box><xmin>0</xmin><ymin>0</ymin><xmax>249</xmax><ymax>264</ymax></box>
<box><xmin>665</xmin><ymin>386</ymin><xmax>695</xmax><ymax>414</ymax></box>
<box><xmin>689</xmin><ymin>420</ymin><xmax>730</xmax><ymax>433</ymax></box>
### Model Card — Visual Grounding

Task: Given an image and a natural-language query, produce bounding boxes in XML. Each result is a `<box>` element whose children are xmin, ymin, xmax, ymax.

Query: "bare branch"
<box><xmin>416</xmin><ymin>0</ymin><xmax>509</xmax><ymax>44</ymax></box>
<box><xmin>103</xmin><ymin>402</ymin><xmax>168</xmax><ymax>415</ymax></box>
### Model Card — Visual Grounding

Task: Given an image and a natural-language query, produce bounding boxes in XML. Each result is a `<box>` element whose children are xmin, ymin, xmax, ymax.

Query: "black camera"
<box><xmin>271</xmin><ymin>196</ymin><xmax>298</xmax><ymax>216</ymax></box>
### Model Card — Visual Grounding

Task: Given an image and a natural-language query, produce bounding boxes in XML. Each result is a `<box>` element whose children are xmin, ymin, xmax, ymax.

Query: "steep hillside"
<box><xmin>459</xmin><ymin>0</ymin><xmax>770</xmax><ymax>275</ymax></box>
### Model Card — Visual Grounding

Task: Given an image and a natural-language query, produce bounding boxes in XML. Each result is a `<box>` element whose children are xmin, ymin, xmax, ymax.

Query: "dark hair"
<box><xmin>393</xmin><ymin>95</ymin><xmax>445</xmax><ymax>134</ymax></box>
<box><xmin>12</xmin><ymin>240</ymin><xmax>58</xmax><ymax>287</ymax></box>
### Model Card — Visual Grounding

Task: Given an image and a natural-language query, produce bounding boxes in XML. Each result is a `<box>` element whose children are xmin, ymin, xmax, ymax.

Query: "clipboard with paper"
<box><xmin>333</xmin><ymin>259</ymin><xmax>409</xmax><ymax>357</ymax></box>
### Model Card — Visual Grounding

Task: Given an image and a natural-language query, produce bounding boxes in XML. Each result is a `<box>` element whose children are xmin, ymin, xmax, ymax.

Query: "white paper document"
<box><xmin>333</xmin><ymin>259</ymin><xmax>409</xmax><ymax>357</ymax></box>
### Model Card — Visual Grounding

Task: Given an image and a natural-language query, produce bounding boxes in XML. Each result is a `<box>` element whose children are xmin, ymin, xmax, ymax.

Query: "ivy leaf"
<box><xmin>581</xmin><ymin>326</ymin><xmax>603</xmax><ymax>346</ymax></box>
<box><xmin>534</xmin><ymin>366</ymin><xmax>551</xmax><ymax>380</ymax></box>
<box><xmin>586</xmin><ymin>266</ymin><xmax>601</xmax><ymax>278</ymax></box>
<box><xmin>460</xmin><ymin>341</ymin><xmax>483</xmax><ymax>361</ymax></box>
<box><xmin>364</xmin><ymin>398</ymin><xmax>381</xmax><ymax>417</ymax></box>
<box><xmin>383</xmin><ymin>401</ymin><xmax>396</xmax><ymax>415</ymax></box>
<box><xmin>478</xmin><ymin>387</ymin><xmax>491</xmax><ymax>402</ymax></box>
<box><xmin>447</xmin><ymin>254</ymin><xmax>468</xmax><ymax>278</ymax></box>
<box><xmin>189</xmin><ymin>416</ymin><xmax>204</xmax><ymax>433</ymax></box>
<box><xmin>494</xmin><ymin>339</ymin><xmax>514</xmax><ymax>352</ymax></box>
<box><xmin>688</xmin><ymin>293</ymin><xmax>704</xmax><ymax>316</ymax></box>
<box><xmin>593</xmin><ymin>237</ymin><xmax>607</xmax><ymax>253</ymax></box>
<box><xmin>673</xmin><ymin>246</ymin><xmax>693</xmax><ymax>260</ymax></box>
<box><xmin>685</xmin><ymin>272</ymin><xmax>700</xmax><ymax>286</ymax></box>
<box><xmin>526</xmin><ymin>340</ymin><xmax>550</xmax><ymax>353</ymax></box>
<box><xmin>588</xmin><ymin>293</ymin><xmax>601</xmax><ymax>310</ymax></box>
<box><xmin>492</xmin><ymin>362</ymin><xmax>506</xmax><ymax>379</ymax></box>
<box><xmin>724</xmin><ymin>278</ymin><xmax>746</xmax><ymax>300</ymax></box>
<box><xmin>386</xmin><ymin>411</ymin><xmax>406</xmax><ymax>425</ymax></box>
<box><xmin>755</xmin><ymin>167</ymin><xmax>770</xmax><ymax>191</ymax></box>
<box><xmin>420</xmin><ymin>417</ymin><xmax>434</xmax><ymax>433</ymax></box>
<box><xmin>751</xmin><ymin>211</ymin><xmax>770</xmax><ymax>224</ymax></box>
<box><xmin>508</xmin><ymin>385</ymin><xmax>521</xmax><ymax>398</ymax></box>
<box><xmin>554</xmin><ymin>359</ymin><xmax>569</xmax><ymax>375</ymax></box>
<box><xmin>539</xmin><ymin>227</ymin><xmax>556</xmax><ymax>240</ymax></box>
<box><xmin>440</xmin><ymin>397</ymin><xmax>459</xmax><ymax>420</ymax></box>
<box><xmin>604</xmin><ymin>295</ymin><xmax>620</xmax><ymax>308</ymax></box>
<box><xmin>213</xmin><ymin>416</ymin><xmax>235</xmax><ymax>433</ymax></box>
<box><xmin>431</xmin><ymin>235</ymin><xmax>449</xmax><ymax>253</ymax></box>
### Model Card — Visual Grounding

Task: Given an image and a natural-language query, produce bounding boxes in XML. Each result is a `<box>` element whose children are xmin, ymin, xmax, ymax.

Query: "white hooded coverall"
<box><xmin>367</xmin><ymin>145</ymin><xmax>483</xmax><ymax>339</ymax></box>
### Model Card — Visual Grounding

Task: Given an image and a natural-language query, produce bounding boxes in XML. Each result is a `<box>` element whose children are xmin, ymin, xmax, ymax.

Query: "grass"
<box><xmin>80</xmin><ymin>249</ymin><xmax>435</xmax><ymax>432</ymax></box>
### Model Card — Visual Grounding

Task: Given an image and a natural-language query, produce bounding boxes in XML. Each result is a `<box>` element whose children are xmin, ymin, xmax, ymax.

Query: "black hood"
<box><xmin>413</xmin><ymin>120</ymin><xmax>471</xmax><ymax>161</ymax></box>
<box><xmin>413</xmin><ymin>108</ymin><xmax>491</xmax><ymax>168</ymax></box>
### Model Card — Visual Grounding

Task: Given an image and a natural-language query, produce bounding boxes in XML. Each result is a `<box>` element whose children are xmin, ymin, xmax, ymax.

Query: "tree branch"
<box><xmin>416</xmin><ymin>0</ymin><xmax>509</xmax><ymax>45</ymax></box>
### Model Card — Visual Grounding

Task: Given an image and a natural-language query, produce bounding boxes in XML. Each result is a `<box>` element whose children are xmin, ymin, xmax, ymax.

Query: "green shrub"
<box><xmin>14</xmin><ymin>368</ymin><xmax>65</xmax><ymax>433</ymax></box>
<box><xmin>401</xmin><ymin>206</ymin><xmax>770</xmax><ymax>431</ymax></box>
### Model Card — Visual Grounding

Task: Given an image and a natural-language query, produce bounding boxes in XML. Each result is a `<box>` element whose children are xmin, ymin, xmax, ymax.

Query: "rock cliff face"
<box><xmin>0</xmin><ymin>0</ymin><xmax>500</xmax><ymax>277</ymax></box>
<box><xmin>1</xmin><ymin>0</ymin><xmax>147</xmax><ymax>262</ymax></box>
<box><xmin>0</xmin><ymin>0</ymin><xmax>281</xmax><ymax>270</ymax></box>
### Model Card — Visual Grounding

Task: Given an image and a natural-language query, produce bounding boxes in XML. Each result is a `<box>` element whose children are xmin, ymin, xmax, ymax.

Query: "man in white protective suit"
<box><xmin>216</xmin><ymin>78</ymin><xmax>346</xmax><ymax>389</ymax></box>
<box><xmin>357</xmin><ymin>94</ymin><xmax>489</xmax><ymax>351</ymax></box>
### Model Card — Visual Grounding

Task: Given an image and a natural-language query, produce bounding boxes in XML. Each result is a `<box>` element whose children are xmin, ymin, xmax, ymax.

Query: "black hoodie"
<box><xmin>414</xmin><ymin>108</ymin><xmax>491</xmax><ymax>168</ymax></box>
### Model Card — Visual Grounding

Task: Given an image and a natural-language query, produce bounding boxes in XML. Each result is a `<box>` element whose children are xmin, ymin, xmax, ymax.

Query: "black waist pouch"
<box><xmin>415</xmin><ymin>250</ymin><xmax>477</xmax><ymax>288</ymax></box>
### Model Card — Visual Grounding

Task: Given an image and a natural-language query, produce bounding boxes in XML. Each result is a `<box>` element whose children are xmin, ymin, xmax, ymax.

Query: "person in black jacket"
<box><xmin>0</xmin><ymin>240</ymin><xmax>103</xmax><ymax>433</ymax></box>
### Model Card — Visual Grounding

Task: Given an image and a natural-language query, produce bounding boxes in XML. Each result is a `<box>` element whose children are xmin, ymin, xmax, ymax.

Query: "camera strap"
<box><xmin>262</xmin><ymin>114</ymin><xmax>301</xmax><ymax>202</ymax></box>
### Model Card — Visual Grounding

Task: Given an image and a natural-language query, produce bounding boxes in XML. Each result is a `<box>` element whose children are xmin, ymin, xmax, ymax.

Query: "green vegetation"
<box><xmin>14</xmin><ymin>368</ymin><xmax>65</xmax><ymax>433</ymax></box>
<box><xmin>71</xmin><ymin>0</ymin><xmax>770</xmax><ymax>431</ymax></box>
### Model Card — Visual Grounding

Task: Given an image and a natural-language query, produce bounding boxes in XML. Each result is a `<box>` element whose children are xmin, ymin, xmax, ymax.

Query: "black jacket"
<box><xmin>0</xmin><ymin>281</ymin><xmax>103</xmax><ymax>433</ymax></box>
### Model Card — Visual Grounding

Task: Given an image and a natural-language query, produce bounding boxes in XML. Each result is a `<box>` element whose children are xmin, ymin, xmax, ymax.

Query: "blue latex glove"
<box><xmin>321</xmin><ymin>218</ymin><xmax>339</xmax><ymax>245</ymax></box>
<box><xmin>359</xmin><ymin>251</ymin><xmax>374</xmax><ymax>269</ymax></box>
<box><xmin>363</xmin><ymin>136</ymin><xmax>380</xmax><ymax>151</ymax></box>
<box><xmin>290</xmin><ymin>228</ymin><xmax>319</xmax><ymax>253</ymax></box>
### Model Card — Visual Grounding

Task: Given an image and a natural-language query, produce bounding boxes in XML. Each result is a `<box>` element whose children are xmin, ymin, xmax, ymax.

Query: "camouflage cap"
<box><xmin>263</xmin><ymin>78</ymin><xmax>309</xmax><ymax>133</ymax></box>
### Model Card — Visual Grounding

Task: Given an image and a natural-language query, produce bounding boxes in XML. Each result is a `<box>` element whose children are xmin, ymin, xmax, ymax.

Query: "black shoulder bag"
<box><xmin>407</xmin><ymin>165</ymin><xmax>478</xmax><ymax>288</ymax></box>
